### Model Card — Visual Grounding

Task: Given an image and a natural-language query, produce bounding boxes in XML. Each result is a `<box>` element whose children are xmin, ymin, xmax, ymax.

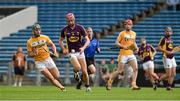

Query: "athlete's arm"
<box><xmin>27</xmin><ymin>42</ymin><xmax>38</xmax><ymax>57</ymax></box>
<box><xmin>59</xmin><ymin>37</ymin><xmax>68</xmax><ymax>55</ymax></box>
<box><xmin>48</xmin><ymin>41</ymin><xmax>59</xmax><ymax>57</ymax></box>
<box><xmin>115</xmin><ymin>38</ymin><xmax>128</xmax><ymax>49</ymax></box>
<box><xmin>80</xmin><ymin>36</ymin><xmax>90</xmax><ymax>53</ymax></box>
<box><xmin>133</xmin><ymin>40</ymin><xmax>139</xmax><ymax>52</ymax></box>
<box><xmin>151</xmin><ymin>45</ymin><xmax>156</xmax><ymax>57</ymax></box>
<box><xmin>27</xmin><ymin>50</ymin><xmax>37</xmax><ymax>57</ymax></box>
<box><xmin>96</xmin><ymin>40</ymin><xmax>100</xmax><ymax>53</ymax></box>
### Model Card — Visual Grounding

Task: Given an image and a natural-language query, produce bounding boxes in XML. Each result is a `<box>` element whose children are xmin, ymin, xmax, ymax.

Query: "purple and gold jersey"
<box><xmin>158</xmin><ymin>36</ymin><xmax>174</xmax><ymax>59</ymax></box>
<box><xmin>138</xmin><ymin>44</ymin><xmax>155</xmax><ymax>63</ymax></box>
<box><xmin>61</xmin><ymin>24</ymin><xmax>87</xmax><ymax>52</ymax></box>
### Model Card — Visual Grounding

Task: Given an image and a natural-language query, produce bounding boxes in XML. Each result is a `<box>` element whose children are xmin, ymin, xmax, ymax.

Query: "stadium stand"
<box><xmin>0</xmin><ymin>1</ymin><xmax>179</xmax><ymax>85</ymax></box>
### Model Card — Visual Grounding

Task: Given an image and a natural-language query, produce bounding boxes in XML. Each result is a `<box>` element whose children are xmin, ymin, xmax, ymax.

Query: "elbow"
<box><xmin>115</xmin><ymin>41</ymin><xmax>120</xmax><ymax>48</ymax></box>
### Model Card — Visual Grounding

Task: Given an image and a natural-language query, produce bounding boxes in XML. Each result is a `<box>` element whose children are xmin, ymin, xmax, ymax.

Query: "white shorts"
<box><xmin>118</xmin><ymin>54</ymin><xmax>137</xmax><ymax>64</ymax></box>
<box><xmin>35</xmin><ymin>57</ymin><xmax>57</xmax><ymax>71</ymax></box>
<box><xmin>163</xmin><ymin>57</ymin><xmax>177</xmax><ymax>68</ymax></box>
<box><xmin>69</xmin><ymin>52</ymin><xmax>85</xmax><ymax>60</ymax></box>
<box><xmin>142</xmin><ymin>60</ymin><xmax>154</xmax><ymax>70</ymax></box>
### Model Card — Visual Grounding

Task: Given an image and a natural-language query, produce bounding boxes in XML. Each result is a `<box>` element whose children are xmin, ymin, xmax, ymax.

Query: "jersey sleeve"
<box><xmin>46</xmin><ymin>35</ymin><xmax>53</xmax><ymax>45</ymax></box>
<box><xmin>117</xmin><ymin>32</ymin><xmax>123</xmax><ymax>43</ymax></box>
<box><xmin>158</xmin><ymin>37</ymin><xmax>165</xmax><ymax>47</ymax></box>
<box><xmin>60</xmin><ymin>28</ymin><xmax>65</xmax><ymax>38</ymax></box>
<box><xmin>150</xmin><ymin>45</ymin><xmax>156</xmax><ymax>52</ymax></box>
<box><xmin>27</xmin><ymin>41</ymin><xmax>32</xmax><ymax>52</ymax></box>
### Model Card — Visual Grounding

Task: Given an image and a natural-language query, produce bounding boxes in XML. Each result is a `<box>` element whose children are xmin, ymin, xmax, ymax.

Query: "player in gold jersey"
<box><xmin>106</xmin><ymin>19</ymin><xmax>140</xmax><ymax>90</ymax></box>
<box><xmin>27</xmin><ymin>24</ymin><xmax>65</xmax><ymax>91</ymax></box>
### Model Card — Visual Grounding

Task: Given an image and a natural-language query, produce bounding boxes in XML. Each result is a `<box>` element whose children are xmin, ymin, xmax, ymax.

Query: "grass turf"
<box><xmin>0</xmin><ymin>86</ymin><xmax>179</xmax><ymax>100</ymax></box>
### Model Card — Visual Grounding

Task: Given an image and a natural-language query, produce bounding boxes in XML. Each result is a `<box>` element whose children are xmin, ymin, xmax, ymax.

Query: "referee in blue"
<box><xmin>76</xmin><ymin>27</ymin><xmax>100</xmax><ymax>89</ymax></box>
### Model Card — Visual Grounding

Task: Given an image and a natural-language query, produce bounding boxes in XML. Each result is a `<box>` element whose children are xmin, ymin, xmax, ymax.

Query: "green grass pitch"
<box><xmin>0</xmin><ymin>86</ymin><xmax>179</xmax><ymax>100</ymax></box>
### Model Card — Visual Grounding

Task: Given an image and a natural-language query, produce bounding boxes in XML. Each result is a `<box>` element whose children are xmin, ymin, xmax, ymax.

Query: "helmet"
<box><xmin>124</xmin><ymin>19</ymin><xmax>133</xmax><ymax>25</ymax></box>
<box><xmin>32</xmin><ymin>23</ymin><xmax>41</xmax><ymax>30</ymax></box>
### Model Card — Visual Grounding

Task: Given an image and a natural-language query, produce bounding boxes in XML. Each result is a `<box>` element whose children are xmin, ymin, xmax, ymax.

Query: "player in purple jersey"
<box><xmin>138</xmin><ymin>38</ymin><xmax>159</xmax><ymax>90</ymax></box>
<box><xmin>59</xmin><ymin>13</ymin><xmax>91</xmax><ymax>92</ymax></box>
<box><xmin>158</xmin><ymin>27</ymin><xmax>177</xmax><ymax>91</ymax></box>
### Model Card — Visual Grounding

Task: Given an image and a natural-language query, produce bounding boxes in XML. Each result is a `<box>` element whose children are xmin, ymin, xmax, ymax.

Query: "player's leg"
<box><xmin>167</xmin><ymin>58</ymin><xmax>177</xmax><ymax>90</ymax></box>
<box><xmin>162</xmin><ymin>57</ymin><xmax>174</xmax><ymax>90</ymax></box>
<box><xmin>123</xmin><ymin>65</ymin><xmax>133</xmax><ymax>87</ymax></box>
<box><xmin>143</xmin><ymin>63</ymin><xmax>155</xmax><ymax>87</ymax></box>
<box><xmin>106</xmin><ymin>62</ymin><xmax>124</xmax><ymax>90</ymax></box>
<box><xmin>48</xmin><ymin>67</ymin><xmax>63</xmax><ymax>84</ymax></box>
<box><xmin>169</xmin><ymin>58</ymin><xmax>177</xmax><ymax>88</ymax></box>
<box><xmin>13</xmin><ymin>75</ymin><xmax>18</xmax><ymax>87</ymax></box>
<box><xmin>13</xmin><ymin>68</ymin><xmax>19</xmax><ymax>87</ymax></box>
<box><xmin>148</xmin><ymin>68</ymin><xmax>158</xmax><ymax>90</ymax></box>
<box><xmin>128</xmin><ymin>58</ymin><xmax>139</xmax><ymax>90</ymax></box>
<box><xmin>88</xmin><ymin>64</ymin><xmax>96</xmax><ymax>74</ymax></box>
<box><xmin>18</xmin><ymin>68</ymin><xmax>25</xmax><ymax>87</ymax></box>
<box><xmin>78</xmin><ymin>57</ymin><xmax>91</xmax><ymax>91</ymax></box>
<box><xmin>41</xmin><ymin>68</ymin><xmax>65</xmax><ymax>91</ymax></box>
<box><xmin>70</xmin><ymin>54</ymin><xmax>81</xmax><ymax>82</ymax></box>
<box><xmin>169</xmin><ymin>67</ymin><xmax>176</xmax><ymax>88</ymax></box>
<box><xmin>148</xmin><ymin>61</ymin><xmax>159</xmax><ymax>85</ymax></box>
<box><xmin>159</xmin><ymin>57</ymin><xmax>168</xmax><ymax>85</ymax></box>
<box><xmin>35</xmin><ymin>59</ymin><xmax>65</xmax><ymax>91</ymax></box>
<box><xmin>164</xmin><ymin>68</ymin><xmax>172</xmax><ymax>90</ymax></box>
<box><xmin>86</xmin><ymin>57</ymin><xmax>96</xmax><ymax>86</ymax></box>
<box><xmin>88</xmin><ymin>64</ymin><xmax>96</xmax><ymax>86</ymax></box>
<box><xmin>45</xmin><ymin>57</ymin><xmax>63</xmax><ymax>84</ymax></box>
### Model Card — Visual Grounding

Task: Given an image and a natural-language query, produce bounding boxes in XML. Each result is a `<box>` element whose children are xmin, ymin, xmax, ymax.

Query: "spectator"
<box><xmin>107</xmin><ymin>58</ymin><xmax>117</xmax><ymax>73</ymax></box>
<box><xmin>12</xmin><ymin>47</ymin><xmax>27</xmax><ymax>87</ymax></box>
<box><xmin>99</xmin><ymin>59</ymin><xmax>110</xmax><ymax>86</ymax></box>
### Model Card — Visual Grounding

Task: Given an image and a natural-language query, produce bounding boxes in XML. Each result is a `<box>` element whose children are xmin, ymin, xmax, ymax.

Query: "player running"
<box><xmin>158</xmin><ymin>27</ymin><xmax>177</xmax><ymax>90</ymax></box>
<box><xmin>106</xmin><ymin>19</ymin><xmax>140</xmax><ymax>90</ymax></box>
<box><xmin>76</xmin><ymin>27</ymin><xmax>100</xmax><ymax>89</ymax></box>
<box><xmin>138</xmin><ymin>38</ymin><xmax>159</xmax><ymax>90</ymax></box>
<box><xmin>27</xmin><ymin>23</ymin><xmax>65</xmax><ymax>91</ymax></box>
<box><xmin>59</xmin><ymin>13</ymin><xmax>91</xmax><ymax>91</ymax></box>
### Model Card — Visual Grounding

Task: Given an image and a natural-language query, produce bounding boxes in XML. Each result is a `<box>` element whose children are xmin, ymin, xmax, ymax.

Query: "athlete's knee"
<box><xmin>171</xmin><ymin>72</ymin><xmax>176</xmax><ymax>77</ymax></box>
<box><xmin>91</xmin><ymin>68</ymin><xmax>96</xmax><ymax>74</ymax></box>
<box><xmin>88</xmin><ymin>65</ymin><xmax>96</xmax><ymax>74</ymax></box>
<box><xmin>148</xmin><ymin>71</ymin><xmax>154</xmax><ymax>76</ymax></box>
<box><xmin>166</xmin><ymin>73</ymin><xmax>171</xmax><ymax>78</ymax></box>
<box><xmin>132</xmin><ymin>67</ymin><xmax>138</xmax><ymax>72</ymax></box>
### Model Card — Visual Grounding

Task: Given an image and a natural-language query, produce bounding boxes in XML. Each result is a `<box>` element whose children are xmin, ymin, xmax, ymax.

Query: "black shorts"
<box><xmin>86</xmin><ymin>57</ymin><xmax>95</xmax><ymax>67</ymax></box>
<box><xmin>14</xmin><ymin>67</ymin><xmax>25</xmax><ymax>75</ymax></box>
